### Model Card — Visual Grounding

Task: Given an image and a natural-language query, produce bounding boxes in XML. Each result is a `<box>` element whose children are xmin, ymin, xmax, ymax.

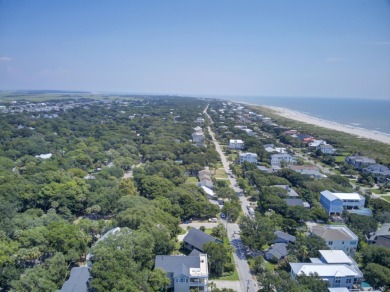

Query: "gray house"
<box><xmin>363</xmin><ymin>164</ymin><xmax>390</xmax><ymax>183</ymax></box>
<box><xmin>273</xmin><ymin>231</ymin><xmax>296</xmax><ymax>244</ymax></box>
<box><xmin>183</xmin><ymin>228</ymin><xmax>222</xmax><ymax>252</ymax></box>
<box><xmin>155</xmin><ymin>253</ymin><xmax>209</xmax><ymax>292</ymax></box>
<box><xmin>345</xmin><ymin>154</ymin><xmax>376</xmax><ymax>170</ymax></box>
<box><xmin>369</xmin><ymin>223</ymin><xmax>390</xmax><ymax>248</ymax></box>
<box><xmin>264</xmin><ymin>243</ymin><xmax>288</xmax><ymax>262</ymax></box>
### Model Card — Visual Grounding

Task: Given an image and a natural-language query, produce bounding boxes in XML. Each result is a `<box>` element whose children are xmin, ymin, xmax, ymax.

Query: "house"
<box><xmin>309</xmin><ymin>140</ymin><xmax>327</xmax><ymax>147</ymax></box>
<box><xmin>273</xmin><ymin>231</ymin><xmax>296</xmax><ymax>244</ymax></box>
<box><xmin>264</xmin><ymin>144</ymin><xmax>287</xmax><ymax>153</ymax></box>
<box><xmin>192</xmin><ymin>132</ymin><xmax>205</xmax><ymax>144</ymax></box>
<box><xmin>198</xmin><ymin>168</ymin><xmax>213</xmax><ymax>189</ymax></box>
<box><xmin>284</xmin><ymin>130</ymin><xmax>298</xmax><ymax>135</ymax></box>
<box><xmin>239</xmin><ymin>152</ymin><xmax>258</xmax><ymax>164</ymax></box>
<box><xmin>345</xmin><ymin>154</ymin><xmax>376</xmax><ymax>170</ymax></box>
<box><xmin>284</xmin><ymin>198</ymin><xmax>310</xmax><ymax>208</ymax></box>
<box><xmin>264</xmin><ymin>243</ymin><xmax>288</xmax><ymax>262</ymax></box>
<box><xmin>272</xmin><ymin>185</ymin><xmax>299</xmax><ymax>198</ymax></box>
<box><xmin>155</xmin><ymin>253</ymin><xmax>208</xmax><ymax>292</ymax></box>
<box><xmin>363</xmin><ymin>164</ymin><xmax>390</xmax><ymax>183</ymax></box>
<box><xmin>60</xmin><ymin>267</ymin><xmax>91</xmax><ymax>292</ymax></box>
<box><xmin>296</xmin><ymin>134</ymin><xmax>314</xmax><ymax>142</ymax></box>
<box><xmin>288</xmin><ymin>165</ymin><xmax>326</xmax><ymax>179</ymax></box>
<box><xmin>229</xmin><ymin>139</ymin><xmax>244</xmax><ymax>149</ymax></box>
<box><xmin>196</xmin><ymin>117</ymin><xmax>205</xmax><ymax>123</ymax></box>
<box><xmin>311</xmin><ymin>225</ymin><xmax>358</xmax><ymax>255</ymax></box>
<box><xmin>368</xmin><ymin>223</ymin><xmax>390</xmax><ymax>248</ymax></box>
<box><xmin>183</xmin><ymin>228</ymin><xmax>222</xmax><ymax>253</ymax></box>
<box><xmin>35</xmin><ymin>153</ymin><xmax>53</xmax><ymax>159</ymax></box>
<box><xmin>243</xmin><ymin>128</ymin><xmax>255</xmax><ymax>136</ymax></box>
<box><xmin>290</xmin><ymin>250</ymin><xmax>363</xmax><ymax>289</ymax></box>
<box><xmin>320</xmin><ymin>190</ymin><xmax>365</xmax><ymax>215</ymax></box>
<box><xmin>318</xmin><ymin>144</ymin><xmax>336</xmax><ymax>155</ymax></box>
<box><xmin>193</xmin><ymin>126</ymin><xmax>203</xmax><ymax>133</ymax></box>
<box><xmin>270</xmin><ymin>153</ymin><xmax>296</xmax><ymax>166</ymax></box>
<box><xmin>198</xmin><ymin>179</ymin><xmax>213</xmax><ymax>190</ymax></box>
<box><xmin>201</xmin><ymin>186</ymin><xmax>216</xmax><ymax>200</ymax></box>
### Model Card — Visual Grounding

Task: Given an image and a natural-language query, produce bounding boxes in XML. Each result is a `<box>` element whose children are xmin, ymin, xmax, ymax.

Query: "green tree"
<box><xmin>239</xmin><ymin>216</ymin><xmax>275</xmax><ymax>251</ymax></box>
<box><xmin>203</xmin><ymin>242</ymin><xmax>230</xmax><ymax>277</ymax></box>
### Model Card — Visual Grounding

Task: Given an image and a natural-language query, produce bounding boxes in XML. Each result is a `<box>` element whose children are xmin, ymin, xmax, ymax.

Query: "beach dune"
<box><xmin>263</xmin><ymin>106</ymin><xmax>390</xmax><ymax>145</ymax></box>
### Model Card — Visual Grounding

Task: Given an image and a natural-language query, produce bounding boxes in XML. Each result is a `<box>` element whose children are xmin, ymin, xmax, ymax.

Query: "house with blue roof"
<box><xmin>320</xmin><ymin>190</ymin><xmax>365</xmax><ymax>215</ymax></box>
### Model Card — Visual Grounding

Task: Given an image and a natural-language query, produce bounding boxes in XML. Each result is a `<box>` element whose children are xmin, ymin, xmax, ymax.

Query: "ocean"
<box><xmin>213</xmin><ymin>96</ymin><xmax>390</xmax><ymax>135</ymax></box>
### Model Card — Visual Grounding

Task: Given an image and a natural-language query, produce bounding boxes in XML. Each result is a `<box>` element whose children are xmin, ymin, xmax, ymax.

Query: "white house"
<box><xmin>317</xmin><ymin>144</ymin><xmax>335</xmax><ymax>155</ymax></box>
<box><xmin>239</xmin><ymin>152</ymin><xmax>258</xmax><ymax>164</ymax></box>
<box><xmin>311</xmin><ymin>225</ymin><xmax>358</xmax><ymax>255</ymax></box>
<box><xmin>229</xmin><ymin>139</ymin><xmax>244</xmax><ymax>149</ymax></box>
<box><xmin>309</xmin><ymin>140</ymin><xmax>327</xmax><ymax>147</ymax></box>
<box><xmin>290</xmin><ymin>249</ymin><xmax>363</xmax><ymax>290</ymax></box>
<box><xmin>155</xmin><ymin>253</ymin><xmax>209</xmax><ymax>292</ymax></box>
<box><xmin>271</xmin><ymin>153</ymin><xmax>296</xmax><ymax>166</ymax></box>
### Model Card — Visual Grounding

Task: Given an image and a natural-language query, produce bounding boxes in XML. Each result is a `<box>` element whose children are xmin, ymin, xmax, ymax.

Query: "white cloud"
<box><xmin>0</xmin><ymin>56</ymin><xmax>12</xmax><ymax>62</ymax></box>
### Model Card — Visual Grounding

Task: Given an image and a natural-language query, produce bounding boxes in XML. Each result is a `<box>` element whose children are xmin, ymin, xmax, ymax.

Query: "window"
<box><xmin>346</xmin><ymin>279</ymin><xmax>352</xmax><ymax>284</ymax></box>
<box><xmin>350</xmin><ymin>241</ymin><xmax>356</xmax><ymax>245</ymax></box>
<box><xmin>328</xmin><ymin>241</ymin><xmax>333</xmax><ymax>245</ymax></box>
<box><xmin>335</xmin><ymin>279</ymin><xmax>341</xmax><ymax>284</ymax></box>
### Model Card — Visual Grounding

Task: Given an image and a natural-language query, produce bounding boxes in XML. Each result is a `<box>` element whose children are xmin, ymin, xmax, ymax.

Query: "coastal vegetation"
<box><xmin>0</xmin><ymin>95</ymin><xmax>219</xmax><ymax>291</ymax></box>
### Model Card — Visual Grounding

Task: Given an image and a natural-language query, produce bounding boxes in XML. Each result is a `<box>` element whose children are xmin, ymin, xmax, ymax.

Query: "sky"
<box><xmin>0</xmin><ymin>0</ymin><xmax>389</xmax><ymax>99</ymax></box>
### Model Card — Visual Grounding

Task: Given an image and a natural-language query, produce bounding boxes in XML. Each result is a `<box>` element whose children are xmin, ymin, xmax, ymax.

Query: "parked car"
<box><xmin>208</xmin><ymin>218</ymin><xmax>217</xmax><ymax>222</ymax></box>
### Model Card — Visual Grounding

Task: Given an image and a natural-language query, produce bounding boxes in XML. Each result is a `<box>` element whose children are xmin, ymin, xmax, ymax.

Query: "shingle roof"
<box><xmin>265</xmin><ymin>243</ymin><xmax>288</xmax><ymax>260</ymax></box>
<box><xmin>370</xmin><ymin>223</ymin><xmax>390</xmax><ymax>238</ymax></box>
<box><xmin>275</xmin><ymin>231</ymin><xmax>296</xmax><ymax>243</ymax></box>
<box><xmin>155</xmin><ymin>255</ymin><xmax>202</xmax><ymax>277</ymax></box>
<box><xmin>183</xmin><ymin>228</ymin><xmax>220</xmax><ymax>252</ymax></box>
<box><xmin>284</xmin><ymin>198</ymin><xmax>304</xmax><ymax>207</ymax></box>
<box><xmin>60</xmin><ymin>267</ymin><xmax>90</xmax><ymax>292</ymax></box>
<box><xmin>312</xmin><ymin>226</ymin><xmax>357</xmax><ymax>241</ymax></box>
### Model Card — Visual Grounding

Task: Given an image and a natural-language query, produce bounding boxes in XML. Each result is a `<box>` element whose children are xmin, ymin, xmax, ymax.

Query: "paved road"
<box><xmin>204</xmin><ymin>106</ymin><xmax>257</xmax><ymax>292</ymax></box>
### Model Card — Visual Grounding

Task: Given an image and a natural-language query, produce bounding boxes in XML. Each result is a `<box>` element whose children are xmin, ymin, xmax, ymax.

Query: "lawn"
<box><xmin>334</xmin><ymin>155</ymin><xmax>346</xmax><ymax>163</ymax></box>
<box><xmin>264</xmin><ymin>261</ymin><xmax>278</xmax><ymax>271</ymax></box>
<box><xmin>215</xmin><ymin>168</ymin><xmax>228</xmax><ymax>179</ymax></box>
<box><xmin>186</xmin><ymin>176</ymin><xmax>198</xmax><ymax>185</ymax></box>
<box><xmin>382</xmin><ymin>196</ymin><xmax>390</xmax><ymax>202</ymax></box>
<box><xmin>212</xmin><ymin>269</ymin><xmax>239</xmax><ymax>281</ymax></box>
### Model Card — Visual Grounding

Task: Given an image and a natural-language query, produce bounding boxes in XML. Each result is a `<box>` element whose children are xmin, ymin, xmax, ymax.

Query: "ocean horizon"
<box><xmin>205</xmin><ymin>96</ymin><xmax>390</xmax><ymax>135</ymax></box>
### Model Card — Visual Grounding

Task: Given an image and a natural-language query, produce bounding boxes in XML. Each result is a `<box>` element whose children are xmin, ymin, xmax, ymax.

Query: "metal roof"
<box><xmin>290</xmin><ymin>263</ymin><xmax>358</xmax><ymax>277</ymax></box>
<box><xmin>319</xmin><ymin>250</ymin><xmax>353</xmax><ymax>264</ymax></box>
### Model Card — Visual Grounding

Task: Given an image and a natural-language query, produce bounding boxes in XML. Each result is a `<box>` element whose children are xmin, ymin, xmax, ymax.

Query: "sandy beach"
<box><xmin>262</xmin><ymin>105</ymin><xmax>390</xmax><ymax>145</ymax></box>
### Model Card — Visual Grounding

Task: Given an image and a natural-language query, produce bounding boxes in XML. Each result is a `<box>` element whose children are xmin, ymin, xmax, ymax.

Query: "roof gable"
<box><xmin>183</xmin><ymin>228</ymin><xmax>220</xmax><ymax>251</ymax></box>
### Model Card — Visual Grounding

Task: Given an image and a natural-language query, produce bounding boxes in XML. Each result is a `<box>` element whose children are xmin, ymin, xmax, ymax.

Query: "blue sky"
<box><xmin>0</xmin><ymin>0</ymin><xmax>389</xmax><ymax>99</ymax></box>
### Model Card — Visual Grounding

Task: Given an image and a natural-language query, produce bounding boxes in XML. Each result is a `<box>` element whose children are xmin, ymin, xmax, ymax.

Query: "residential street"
<box><xmin>204</xmin><ymin>106</ymin><xmax>257</xmax><ymax>292</ymax></box>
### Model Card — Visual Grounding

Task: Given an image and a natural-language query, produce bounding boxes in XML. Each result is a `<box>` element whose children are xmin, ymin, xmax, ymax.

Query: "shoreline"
<box><xmin>248</xmin><ymin>104</ymin><xmax>390</xmax><ymax>145</ymax></box>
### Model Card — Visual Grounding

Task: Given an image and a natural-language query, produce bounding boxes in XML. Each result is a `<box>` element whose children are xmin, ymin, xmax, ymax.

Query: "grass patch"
<box><xmin>264</xmin><ymin>261</ymin><xmax>278</xmax><ymax>271</ymax></box>
<box><xmin>215</xmin><ymin>168</ymin><xmax>228</xmax><ymax>179</ymax></box>
<box><xmin>382</xmin><ymin>196</ymin><xmax>390</xmax><ymax>202</ymax></box>
<box><xmin>370</xmin><ymin>189</ymin><xmax>382</xmax><ymax>194</ymax></box>
<box><xmin>186</xmin><ymin>176</ymin><xmax>198</xmax><ymax>185</ymax></box>
<box><xmin>213</xmin><ymin>269</ymin><xmax>239</xmax><ymax>281</ymax></box>
<box><xmin>334</xmin><ymin>156</ymin><xmax>346</xmax><ymax>163</ymax></box>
